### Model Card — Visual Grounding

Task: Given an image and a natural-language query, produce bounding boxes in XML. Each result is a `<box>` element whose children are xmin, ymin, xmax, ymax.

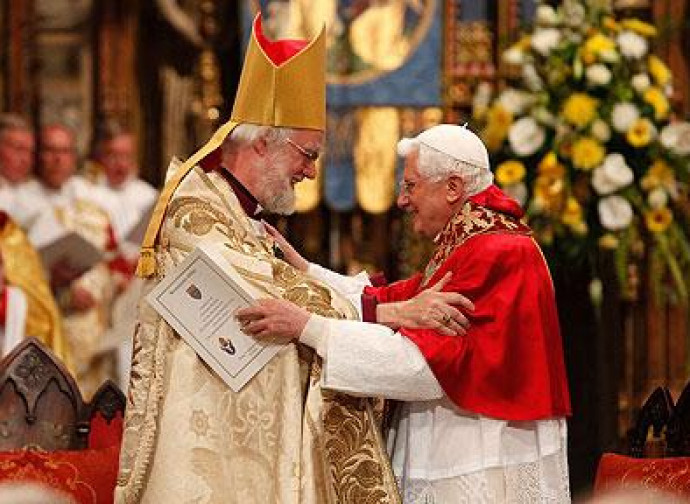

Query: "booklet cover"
<box><xmin>146</xmin><ymin>243</ymin><xmax>285</xmax><ymax>392</ymax></box>
<box><xmin>28</xmin><ymin>210</ymin><xmax>104</xmax><ymax>276</ymax></box>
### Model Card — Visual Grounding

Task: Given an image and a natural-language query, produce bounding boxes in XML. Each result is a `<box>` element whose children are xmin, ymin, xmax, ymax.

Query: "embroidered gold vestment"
<box><xmin>116</xmin><ymin>166</ymin><xmax>400</xmax><ymax>503</ymax></box>
<box><xmin>0</xmin><ymin>216</ymin><xmax>68</xmax><ymax>365</ymax></box>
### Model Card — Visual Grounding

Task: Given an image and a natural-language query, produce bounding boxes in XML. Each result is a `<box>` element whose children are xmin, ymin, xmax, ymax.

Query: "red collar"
<box><xmin>199</xmin><ymin>150</ymin><xmax>261</xmax><ymax>219</ymax></box>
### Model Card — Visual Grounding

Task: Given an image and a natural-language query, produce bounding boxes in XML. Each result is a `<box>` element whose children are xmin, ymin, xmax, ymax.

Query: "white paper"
<box><xmin>146</xmin><ymin>243</ymin><xmax>285</xmax><ymax>392</ymax></box>
<box><xmin>28</xmin><ymin>210</ymin><xmax>103</xmax><ymax>275</ymax></box>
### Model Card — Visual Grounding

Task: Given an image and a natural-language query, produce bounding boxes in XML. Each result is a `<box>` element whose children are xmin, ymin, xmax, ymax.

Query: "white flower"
<box><xmin>508</xmin><ymin>117</ymin><xmax>546</xmax><ymax>157</ymax></box>
<box><xmin>562</xmin><ymin>0</ymin><xmax>586</xmax><ymax>27</ymax></box>
<box><xmin>611</xmin><ymin>102</ymin><xmax>640</xmax><ymax>133</ymax></box>
<box><xmin>617</xmin><ymin>31</ymin><xmax>648</xmax><ymax>59</ymax></box>
<box><xmin>591</xmin><ymin>119</ymin><xmax>611</xmax><ymax>142</ymax></box>
<box><xmin>660</xmin><ymin>122</ymin><xmax>690</xmax><ymax>156</ymax></box>
<box><xmin>522</xmin><ymin>64</ymin><xmax>543</xmax><ymax>91</ymax></box>
<box><xmin>665</xmin><ymin>83</ymin><xmax>674</xmax><ymax>97</ymax></box>
<box><xmin>531</xmin><ymin>28</ymin><xmax>561</xmax><ymax>56</ymax></box>
<box><xmin>591</xmin><ymin>154</ymin><xmax>634</xmax><ymax>195</ymax></box>
<box><xmin>498</xmin><ymin>88</ymin><xmax>534</xmax><ymax>115</ymax></box>
<box><xmin>503</xmin><ymin>46</ymin><xmax>525</xmax><ymax>65</ymax></box>
<box><xmin>598</xmin><ymin>195</ymin><xmax>633</xmax><ymax>231</ymax></box>
<box><xmin>631</xmin><ymin>73</ymin><xmax>651</xmax><ymax>93</ymax></box>
<box><xmin>536</xmin><ymin>5</ymin><xmax>559</xmax><ymax>26</ymax></box>
<box><xmin>586</xmin><ymin>64</ymin><xmax>612</xmax><ymax>86</ymax></box>
<box><xmin>472</xmin><ymin>81</ymin><xmax>493</xmax><ymax>115</ymax></box>
<box><xmin>503</xmin><ymin>182</ymin><xmax>528</xmax><ymax>206</ymax></box>
<box><xmin>648</xmin><ymin>188</ymin><xmax>669</xmax><ymax>209</ymax></box>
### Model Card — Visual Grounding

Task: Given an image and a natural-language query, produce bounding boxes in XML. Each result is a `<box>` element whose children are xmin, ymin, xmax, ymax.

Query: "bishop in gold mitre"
<box><xmin>116</xmin><ymin>13</ymin><xmax>400</xmax><ymax>504</ymax></box>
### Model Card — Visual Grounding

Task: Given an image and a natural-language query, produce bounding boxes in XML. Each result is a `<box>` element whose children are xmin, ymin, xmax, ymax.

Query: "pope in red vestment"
<box><xmin>363</xmin><ymin>183</ymin><xmax>571</xmax><ymax>421</ymax></box>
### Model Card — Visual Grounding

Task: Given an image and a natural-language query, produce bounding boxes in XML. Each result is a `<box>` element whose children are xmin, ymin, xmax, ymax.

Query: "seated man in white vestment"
<box><xmin>89</xmin><ymin>122</ymin><xmax>158</xmax><ymax>389</ymax></box>
<box><xmin>238</xmin><ymin>125</ymin><xmax>573</xmax><ymax>504</ymax></box>
<box><xmin>24</xmin><ymin>124</ymin><xmax>119</xmax><ymax>398</ymax></box>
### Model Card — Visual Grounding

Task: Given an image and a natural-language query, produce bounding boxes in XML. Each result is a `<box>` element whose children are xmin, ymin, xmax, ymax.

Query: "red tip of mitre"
<box><xmin>253</xmin><ymin>13</ymin><xmax>309</xmax><ymax>66</ymax></box>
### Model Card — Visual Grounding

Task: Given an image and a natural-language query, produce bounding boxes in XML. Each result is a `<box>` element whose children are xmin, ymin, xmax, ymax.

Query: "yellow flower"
<box><xmin>571</xmin><ymin>137</ymin><xmax>605</xmax><ymax>171</ymax></box>
<box><xmin>538</xmin><ymin>152</ymin><xmax>566</xmax><ymax>178</ymax></box>
<box><xmin>626</xmin><ymin>118</ymin><xmax>654</xmax><ymax>147</ymax></box>
<box><xmin>486</xmin><ymin>103</ymin><xmax>513</xmax><ymax>131</ymax></box>
<box><xmin>482</xmin><ymin>104</ymin><xmax>513</xmax><ymax>152</ymax></box>
<box><xmin>582</xmin><ymin>33</ymin><xmax>616</xmax><ymax>62</ymax></box>
<box><xmin>516</xmin><ymin>35</ymin><xmax>531</xmax><ymax>51</ymax></box>
<box><xmin>648</xmin><ymin>55</ymin><xmax>671</xmax><ymax>86</ymax></box>
<box><xmin>561</xmin><ymin>197</ymin><xmax>587</xmax><ymax>234</ymax></box>
<box><xmin>495</xmin><ymin>160</ymin><xmax>526</xmax><ymax>186</ymax></box>
<box><xmin>645</xmin><ymin>207</ymin><xmax>673</xmax><ymax>233</ymax></box>
<box><xmin>643</xmin><ymin>87</ymin><xmax>669</xmax><ymax>120</ymax></box>
<box><xmin>641</xmin><ymin>159</ymin><xmax>675</xmax><ymax>191</ymax></box>
<box><xmin>482</xmin><ymin>127</ymin><xmax>507</xmax><ymax>153</ymax></box>
<box><xmin>621</xmin><ymin>18</ymin><xmax>657</xmax><ymax>37</ymax></box>
<box><xmin>533</xmin><ymin>176</ymin><xmax>565</xmax><ymax>214</ymax></box>
<box><xmin>562</xmin><ymin>94</ymin><xmax>598</xmax><ymax>129</ymax></box>
<box><xmin>603</xmin><ymin>17</ymin><xmax>620</xmax><ymax>33</ymax></box>
<box><xmin>599</xmin><ymin>233</ymin><xmax>620</xmax><ymax>249</ymax></box>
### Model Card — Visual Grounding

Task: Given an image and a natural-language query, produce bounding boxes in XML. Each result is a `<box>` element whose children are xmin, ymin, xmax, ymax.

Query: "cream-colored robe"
<box><xmin>116</xmin><ymin>166</ymin><xmax>400</xmax><ymax>504</ymax></box>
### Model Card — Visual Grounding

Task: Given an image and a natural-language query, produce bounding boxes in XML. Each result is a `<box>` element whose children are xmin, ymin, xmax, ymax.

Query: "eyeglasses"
<box><xmin>399</xmin><ymin>179</ymin><xmax>419</xmax><ymax>196</ymax></box>
<box><xmin>398</xmin><ymin>176</ymin><xmax>446</xmax><ymax>196</ymax></box>
<box><xmin>285</xmin><ymin>138</ymin><xmax>320</xmax><ymax>162</ymax></box>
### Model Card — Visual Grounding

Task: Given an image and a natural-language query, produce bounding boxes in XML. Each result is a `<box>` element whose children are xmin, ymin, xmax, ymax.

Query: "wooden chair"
<box><xmin>595</xmin><ymin>384</ymin><xmax>690</xmax><ymax>498</ymax></box>
<box><xmin>0</xmin><ymin>337</ymin><xmax>125</xmax><ymax>504</ymax></box>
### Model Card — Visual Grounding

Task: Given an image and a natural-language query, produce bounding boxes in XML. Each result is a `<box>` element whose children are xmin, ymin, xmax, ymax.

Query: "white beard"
<box><xmin>260</xmin><ymin>154</ymin><xmax>297</xmax><ymax>215</ymax></box>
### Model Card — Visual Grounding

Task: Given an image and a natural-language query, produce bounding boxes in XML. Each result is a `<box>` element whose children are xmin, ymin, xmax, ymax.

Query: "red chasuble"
<box><xmin>365</xmin><ymin>185</ymin><xmax>571</xmax><ymax>421</ymax></box>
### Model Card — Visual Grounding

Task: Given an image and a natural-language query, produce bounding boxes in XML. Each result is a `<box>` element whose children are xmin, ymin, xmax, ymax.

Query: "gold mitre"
<box><xmin>232</xmin><ymin>14</ymin><xmax>326</xmax><ymax>130</ymax></box>
<box><xmin>136</xmin><ymin>13</ymin><xmax>326</xmax><ymax>278</ymax></box>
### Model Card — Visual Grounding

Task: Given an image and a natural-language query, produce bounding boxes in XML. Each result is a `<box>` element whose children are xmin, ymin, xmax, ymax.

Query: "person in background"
<box><xmin>88</xmin><ymin>121</ymin><xmax>157</xmax><ymax>390</ymax></box>
<box><xmin>238</xmin><ymin>124</ymin><xmax>572</xmax><ymax>503</ymax></box>
<box><xmin>0</xmin><ymin>114</ymin><xmax>40</xmax><ymax>227</ymax></box>
<box><xmin>0</xmin><ymin>210</ymin><xmax>68</xmax><ymax>364</ymax></box>
<box><xmin>23</xmin><ymin>123</ymin><xmax>118</xmax><ymax>398</ymax></box>
<box><xmin>89</xmin><ymin>121</ymin><xmax>157</xmax><ymax>254</ymax></box>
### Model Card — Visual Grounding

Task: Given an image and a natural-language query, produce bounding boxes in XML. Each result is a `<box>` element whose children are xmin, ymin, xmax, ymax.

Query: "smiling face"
<box><xmin>397</xmin><ymin>151</ymin><xmax>463</xmax><ymax>239</ymax></box>
<box><xmin>257</xmin><ymin>129</ymin><xmax>322</xmax><ymax>215</ymax></box>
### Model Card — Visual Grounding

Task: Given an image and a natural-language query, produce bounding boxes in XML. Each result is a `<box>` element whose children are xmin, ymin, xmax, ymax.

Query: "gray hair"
<box><xmin>224</xmin><ymin>124</ymin><xmax>294</xmax><ymax>153</ymax></box>
<box><xmin>0</xmin><ymin>113</ymin><xmax>31</xmax><ymax>138</ymax></box>
<box><xmin>397</xmin><ymin>139</ymin><xmax>493</xmax><ymax>197</ymax></box>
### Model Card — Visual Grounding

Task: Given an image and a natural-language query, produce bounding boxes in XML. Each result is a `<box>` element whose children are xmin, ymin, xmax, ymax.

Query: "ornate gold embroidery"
<box><xmin>426</xmin><ymin>201</ymin><xmax>532</xmax><ymax>281</ymax></box>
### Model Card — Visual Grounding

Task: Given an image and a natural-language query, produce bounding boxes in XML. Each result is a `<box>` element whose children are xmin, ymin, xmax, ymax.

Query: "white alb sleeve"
<box><xmin>299</xmin><ymin>314</ymin><xmax>444</xmax><ymax>401</ymax></box>
<box><xmin>306</xmin><ymin>263</ymin><xmax>370</xmax><ymax>318</ymax></box>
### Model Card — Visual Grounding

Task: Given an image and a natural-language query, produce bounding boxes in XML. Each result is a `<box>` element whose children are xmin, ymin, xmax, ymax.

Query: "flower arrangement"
<box><xmin>473</xmin><ymin>0</ymin><xmax>690</xmax><ymax>302</ymax></box>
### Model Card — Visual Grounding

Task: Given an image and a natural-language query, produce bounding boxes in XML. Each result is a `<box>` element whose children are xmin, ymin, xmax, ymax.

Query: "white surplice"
<box><xmin>0</xmin><ymin>177</ymin><xmax>43</xmax><ymax>229</ymax></box>
<box><xmin>301</xmin><ymin>263</ymin><xmax>571</xmax><ymax>504</ymax></box>
<box><xmin>0</xmin><ymin>286</ymin><xmax>28</xmax><ymax>356</ymax></box>
<box><xmin>95</xmin><ymin>176</ymin><xmax>157</xmax><ymax>246</ymax></box>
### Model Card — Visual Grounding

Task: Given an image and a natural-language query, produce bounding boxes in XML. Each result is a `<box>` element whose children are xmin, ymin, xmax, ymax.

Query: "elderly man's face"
<box><xmin>39</xmin><ymin>126</ymin><xmax>76</xmax><ymax>190</ymax></box>
<box><xmin>397</xmin><ymin>153</ymin><xmax>454</xmax><ymax>238</ymax></box>
<box><xmin>258</xmin><ymin>129</ymin><xmax>322</xmax><ymax>215</ymax></box>
<box><xmin>0</xmin><ymin>128</ymin><xmax>35</xmax><ymax>184</ymax></box>
<box><xmin>99</xmin><ymin>134</ymin><xmax>136</xmax><ymax>189</ymax></box>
